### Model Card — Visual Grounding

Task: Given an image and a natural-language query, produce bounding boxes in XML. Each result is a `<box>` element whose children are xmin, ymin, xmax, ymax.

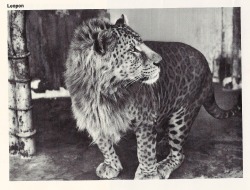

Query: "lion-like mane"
<box><xmin>65</xmin><ymin>18</ymin><xmax>132</xmax><ymax>143</ymax></box>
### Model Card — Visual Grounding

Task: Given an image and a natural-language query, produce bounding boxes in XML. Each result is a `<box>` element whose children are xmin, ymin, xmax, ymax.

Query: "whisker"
<box><xmin>121</xmin><ymin>75</ymin><xmax>141</xmax><ymax>88</ymax></box>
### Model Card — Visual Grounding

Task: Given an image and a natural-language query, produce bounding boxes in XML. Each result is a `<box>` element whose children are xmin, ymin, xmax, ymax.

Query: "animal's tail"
<box><xmin>203</xmin><ymin>90</ymin><xmax>242</xmax><ymax>119</ymax></box>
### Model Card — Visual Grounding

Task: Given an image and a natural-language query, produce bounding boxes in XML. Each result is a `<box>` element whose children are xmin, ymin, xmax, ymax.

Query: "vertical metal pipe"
<box><xmin>231</xmin><ymin>7</ymin><xmax>241</xmax><ymax>90</ymax></box>
<box><xmin>221</xmin><ymin>8</ymin><xmax>226</xmax><ymax>59</ymax></box>
<box><xmin>8</xmin><ymin>11</ymin><xmax>19</xmax><ymax>156</ymax></box>
<box><xmin>9</xmin><ymin>10</ymin><xmax>36</xmax><ymax>158</ymax></box>
<box><xmin>212</xmin><ymin>8</ymin><xmax>224</xmax><ymax>83</ymax></box>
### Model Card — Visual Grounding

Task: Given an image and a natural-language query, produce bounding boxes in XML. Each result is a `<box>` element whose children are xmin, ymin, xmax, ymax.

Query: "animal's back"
<box><xmin>144</xmin><ymin>41</ymin><xmax>212</xmax><ymax>116</ymax></box>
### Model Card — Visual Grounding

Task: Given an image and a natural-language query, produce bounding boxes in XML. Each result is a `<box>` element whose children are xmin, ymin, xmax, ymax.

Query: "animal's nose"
<box><xmin>155</xmin><ymin>54</ymin><xmax>162</xmax><ymax>63</ymax></box>
<box><xmin>152</xmin><ymin>54</ymin><xmax>162</xmax><ymax>67</ymax></box>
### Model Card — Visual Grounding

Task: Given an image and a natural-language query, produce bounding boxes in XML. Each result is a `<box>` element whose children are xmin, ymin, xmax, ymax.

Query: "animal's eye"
<box><xmin>133</xmin><ymin>46</ymin><xmax>139</xmax><ymax>52</ymax></box>
<box><xmin>132</xmin><ymin>46</ymin><xmax>141</xmax><ymax>53</ymax></box>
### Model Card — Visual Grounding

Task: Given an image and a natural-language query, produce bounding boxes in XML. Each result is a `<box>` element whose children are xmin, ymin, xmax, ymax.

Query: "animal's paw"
<box><xmin>157</xmin><ymin>156</ymin><xmax>184</xmax><ymax>179</ymax></box>
<box><xmin>96</xmin><ymin>162</ymin><xmax>122</xmax><ymax>179</ymax></box>
<box><xmin>157</xmin><ymin>163</ymin><xmax>172</xmax><ymax>179</ymax></box>
<box><xmin>134</xmin><ymin>165</ymin><xmax>162</xmax><ymax>180</ymax></box>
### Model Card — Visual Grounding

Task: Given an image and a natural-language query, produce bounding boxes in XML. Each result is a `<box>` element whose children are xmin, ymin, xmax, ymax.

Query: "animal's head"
<box><xmin>66</xmin><ymin>15</ymin><xmax>162</xmax><ymax>98</ymax></box>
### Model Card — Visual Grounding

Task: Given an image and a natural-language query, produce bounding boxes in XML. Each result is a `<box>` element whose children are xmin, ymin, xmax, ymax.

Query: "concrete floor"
<box><xmin>9</xmin><ymin>84</ymin><xmax>242</xmax><ymax>180</ymax></box>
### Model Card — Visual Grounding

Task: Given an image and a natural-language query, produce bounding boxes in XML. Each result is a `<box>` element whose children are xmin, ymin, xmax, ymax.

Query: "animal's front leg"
<box><xmin>134</xmin><ymin>124</ymin><xmax>161</xmax><ymax>179</ymax></box>
<box><xmin>95</xmin><ymin>138</ymin><xmax>123</xmax><ymax>179</ymax></box>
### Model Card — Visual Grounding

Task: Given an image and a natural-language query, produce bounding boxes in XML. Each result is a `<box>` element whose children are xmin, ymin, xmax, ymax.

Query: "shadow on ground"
<box><xmin>9</xmin><ymin>84</ymin><xmax>242</xmax><ymax>180</ymax></box>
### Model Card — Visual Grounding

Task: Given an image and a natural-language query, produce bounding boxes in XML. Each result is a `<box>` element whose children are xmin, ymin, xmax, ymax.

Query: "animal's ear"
<box><xmin>115</xmin><ymin>14</ymin><xmax>129</xmax><ymax>25</ymax></box>
<box><xmin>95</xmin><ymin>29</ymin><xmax>117</xmax><ymax>55</ymax></box>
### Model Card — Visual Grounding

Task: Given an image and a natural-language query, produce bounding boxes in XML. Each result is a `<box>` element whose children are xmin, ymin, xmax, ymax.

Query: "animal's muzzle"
<box><xmin>139</xmin><ymin>43</ymin><xmax>162</xmax><ymax>65</ymax></box>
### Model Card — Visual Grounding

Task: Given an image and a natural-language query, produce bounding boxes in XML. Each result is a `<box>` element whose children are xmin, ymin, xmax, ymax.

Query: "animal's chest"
<box><xmin>125</xmin><ymin>92</ymin><xmax>158</xmax><ymax>127</ymax></box>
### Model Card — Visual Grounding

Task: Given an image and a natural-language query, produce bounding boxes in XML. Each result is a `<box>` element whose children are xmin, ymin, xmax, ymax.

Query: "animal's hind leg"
<box><xmin>157</xmin><ymin>106</ymin><xmax>201</xmax><ymax>179</ymax></box>
<box><xmin>156</xmin><ymin>121</ymin><xmax>169</xmax><ymax>157</ymax></box>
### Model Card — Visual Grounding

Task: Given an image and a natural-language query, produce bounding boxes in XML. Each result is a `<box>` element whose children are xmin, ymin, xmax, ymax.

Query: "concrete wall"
<box><xmin>108</xmin><ymin>8</ymin><xmax>233</xmax><ymax>70</ymax></box>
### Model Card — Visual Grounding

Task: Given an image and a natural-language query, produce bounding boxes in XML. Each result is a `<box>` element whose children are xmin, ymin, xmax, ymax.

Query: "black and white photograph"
<box><xmin>2</xmin><ymin>0</ymin><xmax>250</xmax><ymax>189</ymax></box>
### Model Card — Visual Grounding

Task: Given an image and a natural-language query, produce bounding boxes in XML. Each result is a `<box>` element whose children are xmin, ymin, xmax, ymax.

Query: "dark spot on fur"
<box><xmin>173</xmin><ymin>139</ymin><xmax>180</xmax><ymax>144</ymax></box>
<box><xmin>148</xmin><ymin>158</ymin><xmax>153</xmax><ymax>161</ymax></box>
<box><xmin>180</xmin><ymin>126</ymin><xmax>186</xmax><ymax>131</ymax></box>
<box><xmin>148</xmin><ymin>136</ymin><xmax>153</xmax><ymax>142</ymax></box>
<box><xmin>172</xmin><ymin>147</ymin><xmax>178</xmax><ymax>151</ymax></box>
<box><xmin>152</xmin><ymin>138</ymin><xmax>156</xmax><ymax>144</ymax></box>
<box><xmin>131</xmin><ymin>119</ymin><xmax>136</xmax><ymax>124</ymax></box>
<box><xmin>170</xmin><ymin>130</ymin><xmax>178</xmax><ymax>135</ymax></box>
<box><xmin>176</xmin><ymin>120</ymin><xmax>183</xmax><ymax>125</ymax></box>
<box><xmin>179</xmin><ymin>135</ymin><xmax>185</xmax><ymax>139</ymax></box>
<box><xmin>110</xmin><ymin>76</ymin><xmax>116</xmax><ymax>83</ymax></box>
<box><xmin>169</xmin><ymin>124</ymin><xmax>175</xmax><ymax>128</ymax></box>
